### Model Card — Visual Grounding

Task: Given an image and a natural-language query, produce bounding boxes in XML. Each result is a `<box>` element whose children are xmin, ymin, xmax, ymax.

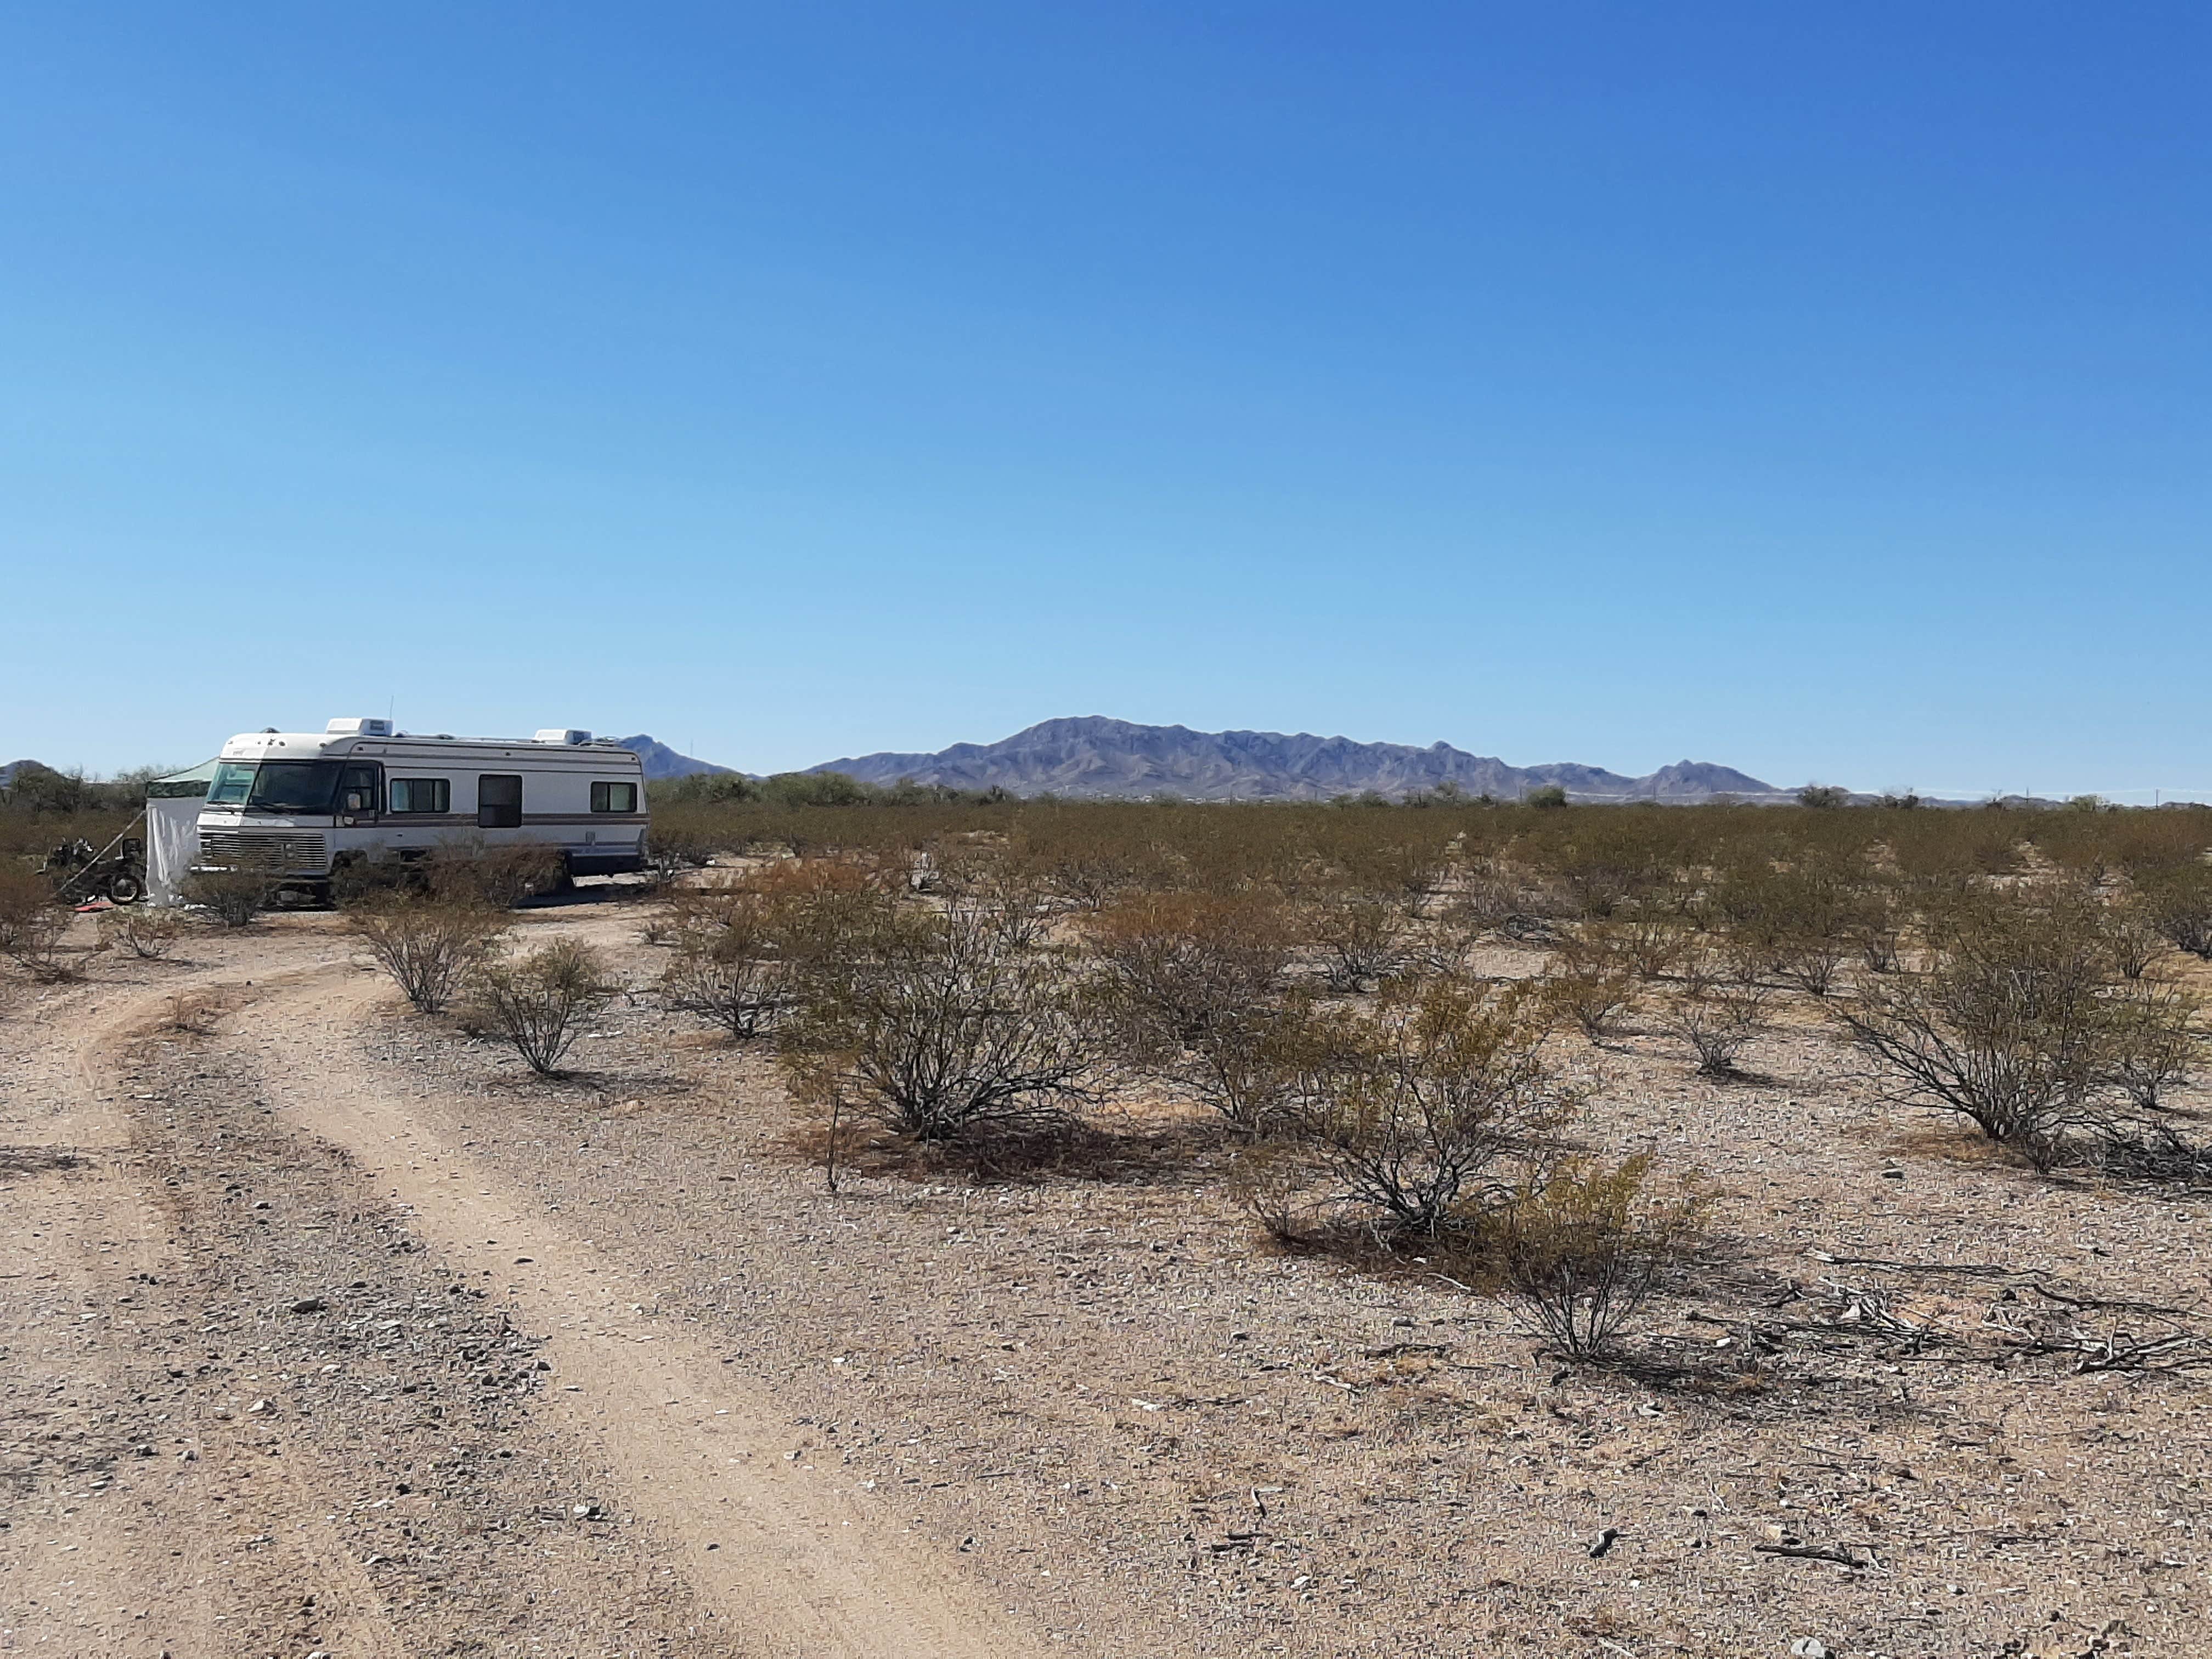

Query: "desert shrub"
<box><xmin>780</xmin><ymin>907</ymin><xmax>1108</xmax><ymax>1141</ymax></box>
<box><xmin>466</xmin><ymin>939</ymin><xmax>611</xmax><ymax>1075</ymax></box>
<box><xmin>1523</xmin><ymin>785</ymin><xmax>1568</xmax><ymax>810</ymax></box>
<box><xmin>1020</xmin><ymin>824</ymin><xmax>1154</xmax><ymax>913</ymax></box>
<box><xmin>1703</xmin><ymin>859</ymin><xmax>1853</xmax><ymax>974</ymax></box>
<box><xmin>430</xmin><ymin>842</ymin><xmax>568</xmax><ymax>910</ymax></box>
<box><xmin>1771</xmin><ymin>932</ymin><xmax>1850</xmax><ymax>997</ymax></box>
<box><xmin>1836</xmin><ymin>882</ymin><xmax>2191</xmax><ymax>1161</ymax></box>
<box><xmin>660</xmin><ymin>898</ymin><xmax>788</xmax><ymax>1040</ymax></box>
<box><xmin>642</xmin><ymin>824</ymin><xmax>714</xmax><ymax>889</ymax></box>
<box><xmin>1543</xmin><ymin>923</ymin><xmax>1659</xmax><ymax>1040</ymax></box>
<box><xmin>1658</xmin><ymin>947</ymin><xmax>1773</xmax><ymax>1077</ymax></box>
<box><xmin>329</xmin><ymin>854</ymin><xmax>417</xmax><ymax>906</ymax></box>
<box><xmin>1606</xmin><ymin>913</ymin><xmax>1688</xmax><ymax>980</ymax></box>
<box><xmin>1086</xmin><ymin>892</ymin><xmax>1293</xmax><ymax>1058</ymax></box>
<box><xmin>1797</xmin><ymin>785</ymin><xmax>1849</xmax><ymax>809</ymax></box>
<box><xmin>1447</xmin><ymin>860</ymin><xmax>1567</xmax><ymax>942</ymax></box>
<box><xmin>353</xmin><ymin>896</ymin><xmax>507</xmax><ymax>1013</ymax></box>
<box><xmin>1475</xmin><ymin>1152</ymin><xmax>1706</xmax><ymax>1360</ymax></box>
<box><xmin>1307</xmin><ymin>893</ymin><xmax>1410</xmax><ymax>993</ymax></box>
<box><xmin>2097</xmin><ymin>895</ymin><xmax>2169</xmax><ymax>981</ymax></box>
<box><xmin>2098</xmin><ymin>980</ymin><xmax>2201</xmax><ymax>1113</ymax></box>
<box><xmin>1229</xmin><ymin>1138</ymin><xmax>1313</xmax><ymax>1240</ymax></box>
<box><xmin>1283</xmin><ymin>979</ymin><xmax>1571</xmax><ymax>1240</ymax></box>
<box><xmin>99</xmin><ymin>906</ymin><xmax>185</xmax><ymax>961</ymax></box>
<box><xmin>938</xmin><ymin>848</ymin><xmax>1057</xmax><ymax>950</ymax></box>
<box><xmin>0</xmin><ymin>867</ymin><xmax>76</xmax><ymax>980</ymax></box>
<box><xmin>180</xmin><ymin>867</ymin><xmax>269</xmax><ymax>928</ymax></box>
<box><xmin>2136</xmin><ymin>864</ymin><xmax>2212</xmax><ymax>960</ymax></box>
<box><xmin>1334</xmin><ymin>838</ymin><xmax>1451</xmax><ymax>917</ymax></box>
<box><xmin>1543</xmin><ymin>957</ymin><xmax>1636</xmax><ymax>1042</ymax></box>
<box><xmin>736</xmin><ymin>858</ymin><xmax>902</xmax><ymax>973</ymax></box>
<box><xmin>1521</xmin><ymin>815</ymin><xmax>1685</xmax><ymax>919</ymax></box>
<box><xmin>1843</xmin><ymin>884</ymin><xmax>1905</xmax><ymax>974</ymax></box>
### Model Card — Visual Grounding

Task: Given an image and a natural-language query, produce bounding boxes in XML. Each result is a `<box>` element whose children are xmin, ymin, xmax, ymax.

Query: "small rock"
<box><xmin>1790</xmin><ymin>1641</ymin><xmax>1829</xmax><ymax>1658</ymax></box>
<box><xmin>289</xmin><ymin>1297</ymin><xmax>326</xmax><ymax>1314</ymax></box>
<box><xmin>247</xmin><ymin>1398</ymin><xmax>271</xmax><ymax>1414</ymax></box>
<box><xmin>1589</xmin><ymin>1527</ymin><xmax>1623</xmax><ymax>1559</ymax></box>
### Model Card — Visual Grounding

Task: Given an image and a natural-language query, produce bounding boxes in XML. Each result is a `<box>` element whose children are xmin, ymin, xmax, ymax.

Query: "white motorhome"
<box><xmin>198</xmin><ymin>718</ymin><xmax>648</xmax><ymax>900</ymax></box>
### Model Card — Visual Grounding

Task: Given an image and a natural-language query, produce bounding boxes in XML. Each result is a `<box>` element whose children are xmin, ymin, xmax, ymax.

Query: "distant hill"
<box><xmin>610</xmin><ymin>735</ymin><xmax>738</xmax><ymax>780</ymax></box>
<box><xmin>807</xmin><ymin>716</ymin><xmax>1786</xmax><ymax>803</ymax></box>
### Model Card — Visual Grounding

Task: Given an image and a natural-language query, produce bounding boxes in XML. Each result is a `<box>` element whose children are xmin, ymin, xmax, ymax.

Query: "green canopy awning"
<box><xmin>147</xmin><ymin>759</ymin><xmax>219</xmax><ymax>799</ymax></box>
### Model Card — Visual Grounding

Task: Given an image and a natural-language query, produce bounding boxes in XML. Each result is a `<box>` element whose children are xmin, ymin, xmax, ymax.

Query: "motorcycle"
<box><xmin>40</xmin><ymin>837</ymin><xmax>147</xmax><ymax>905</ymax></box>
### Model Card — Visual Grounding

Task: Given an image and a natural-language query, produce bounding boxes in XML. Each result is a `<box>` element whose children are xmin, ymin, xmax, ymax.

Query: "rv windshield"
<box><xmin>206</xmin><ymin>761</ymin><xmax>345</xmax><ymax>813</ymax></box>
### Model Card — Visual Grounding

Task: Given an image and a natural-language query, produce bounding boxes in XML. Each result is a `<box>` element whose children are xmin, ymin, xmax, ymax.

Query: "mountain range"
<box><xmin>1</xmin><ymin>723</ymin><xmax>1788</xmax><ymax>804</ymax></box>
<box><xmin>794</xmin><ymin>716</ymin><xmax>1786</xmax><ymax>803</ymax></box>
<box><xmin>608</xmin><ymin>735</ymin><xmax>737</xmax><ymax>781</ymax></box>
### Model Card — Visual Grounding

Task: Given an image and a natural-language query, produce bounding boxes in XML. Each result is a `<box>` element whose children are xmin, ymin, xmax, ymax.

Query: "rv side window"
<box><xmin>477</xmin><ymin>774</ymin><xmax>523</xmax><ymax>829</ymax></box>
<box><xmin>390</xmin><ymin>778</ymin><xmax>450</xmax><ymax>814</ymax></box>
<box><xmin>340</xmin><ymin>765</ymin><xmax>380</xmax><ymax>814</ymax></box>
<box><xmin>590</xmin><ymin>781</ymin><xmax>639</xmax><ymax>814</ymax></box>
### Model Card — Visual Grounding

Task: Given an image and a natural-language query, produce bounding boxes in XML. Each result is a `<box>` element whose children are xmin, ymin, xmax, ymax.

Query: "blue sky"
<box><xmin>3</xmin><ymin>4</ymin><xmax>2205</xmax><ymax>796</ymax></box>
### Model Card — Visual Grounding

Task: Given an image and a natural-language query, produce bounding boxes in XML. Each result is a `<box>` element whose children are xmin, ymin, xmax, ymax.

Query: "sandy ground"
<box><xmin>4</xmin><ymin>895</ymin><xmax>2210</xmax><ymax>1658</ymax></box>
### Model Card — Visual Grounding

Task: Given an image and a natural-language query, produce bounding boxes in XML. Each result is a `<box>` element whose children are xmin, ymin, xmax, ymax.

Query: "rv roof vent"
<box><xmin>534</xmin><ymin>728</ymin><xmax>593</xmax><ymax>746</ymax></box>
<box><xmin>327</xmin><ymin>717</ymin><xmax>394</xmax><ymax>736</ymax></box>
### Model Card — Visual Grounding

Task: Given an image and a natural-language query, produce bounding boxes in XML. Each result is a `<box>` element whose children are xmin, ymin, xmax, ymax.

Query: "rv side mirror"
<box><xmin>343</xmin><ymin>790</ymin><xmax>369</xmax><ymax>811</ymax></box>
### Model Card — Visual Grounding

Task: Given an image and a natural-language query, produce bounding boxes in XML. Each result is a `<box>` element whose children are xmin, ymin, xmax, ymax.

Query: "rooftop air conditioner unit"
<box><xmin>327</xmin><ymin>717</ymin><xmax>394</xmax><ymax>737</ymax></box>
<box><xmin>534</xmin><ymin>729</ymin><xmax>593</xmax><ymax>745</ymax></box>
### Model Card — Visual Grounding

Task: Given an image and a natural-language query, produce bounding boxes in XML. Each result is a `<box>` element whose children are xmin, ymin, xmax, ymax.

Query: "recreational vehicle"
<box><xmin>197</xmin><ymin>718</ymin><xmax>649</xmax><ymax>900</ymax></box>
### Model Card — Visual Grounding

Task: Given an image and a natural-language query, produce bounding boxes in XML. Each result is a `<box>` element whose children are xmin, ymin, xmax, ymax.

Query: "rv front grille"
<box><xmin>199</xmin><ymin>831</ymin><xmax>330</xmax><ymax>873</ymax></box>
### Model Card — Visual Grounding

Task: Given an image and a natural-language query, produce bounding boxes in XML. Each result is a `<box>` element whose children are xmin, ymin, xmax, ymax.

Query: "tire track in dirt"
<box><xmin>4</xmin><ymin>942</ymin><xmax>407</xmax><ymax>1659</ymax></box>
<box><xmin>240</xmin><ymin>955</ymin><xmax>1037</xmax><ymax>1659</ymax></box>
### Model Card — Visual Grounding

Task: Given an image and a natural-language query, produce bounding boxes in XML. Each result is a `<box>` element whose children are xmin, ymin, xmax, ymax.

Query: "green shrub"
<box><xmin>180</xmin><ymin>867</ymin><xmax>269</xmax><ymax>928</ymax></box>
<box><xmin>1282</xmin><ymin>979</ymin><xmax>1570</xmax><ymax>1240</ymax></box>
<box><xmin>353</xmin><ymin>896</ymin><xmax>506</xmax><ymax>1013</ymax></box>
<box><xmin>779</xmin><ymin>907</ymin><xmax>1106</xmax><ymax>1141</ymax></box>
<box><xmin>466</xmin><ymin>939</ymin><xmax>611</xmax><ymax>1075</ymax></box>
<box><xmin>660</xmin><ymin>898</ymin><xmax>788</xmax><ymax>1040</ymax></box>
<box><xmin>1476</xmin><ymin>1152</ymin><xmax>1706</xmax><ymax>1360</ymax></box>
<box><xmin>430</xmin><ymin>842</ymin><xmax>567</xmax><ymax>910</ymax></box>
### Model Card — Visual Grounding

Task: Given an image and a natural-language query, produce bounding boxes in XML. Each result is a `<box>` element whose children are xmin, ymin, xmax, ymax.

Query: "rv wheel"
<box><xmin>104</xmin><ymin>872</ymin><xmax>144</xmax><ymax>905</ymax></box>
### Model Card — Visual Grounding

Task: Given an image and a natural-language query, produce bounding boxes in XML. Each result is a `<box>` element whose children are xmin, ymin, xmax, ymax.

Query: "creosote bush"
<box><xmin>1543</xmin><ymin>924</ymin><xmax>1644</xmax><ymax>1041</ymax></box>
<box><xmin>0</xmin><ymin>867</ymin><xmax>76</xmax><ymax>981</ymax></box>
<box><xmin>1474</xmin><ymin>1152</ymin><xmax>1706</xmax><ymax>1361</ymax></box>
<box><xmin>99</xmin><ymin>906</ymin><xmax>185</xmax><ymax>961</ymax></box>
<box><xmin>353</xmin><ymin>896</ymin><xmax>507</xmax><ymax>1013</ymax></box>
<box><xmin>1307</xmin><ymin>893</ymin><xmax>1409</xmax><ymax>994</ymax></box>
<box><xmin>1836</xmin><ymin>881</ymin><xmax>2200</xmax><ymax>1164</ymax></box>
<box><xmin>2136</xmin><ymin>864</ymin><xmax>2212</xmax><ymax>960</ymax></box>
<box><xmin>466</xmin><ymin>939</ymin><xmax>611</xmax><ymax>1076</ymax></box>
<box><xmin>780</xmin><ymin>907</ymin><xmax>1107</xmax><ymax>1141</ymax></box>
<box><xmin>1658</xmin><ymin>945</ymin><xmax>1773</xmax><ymax>1077</ymax></box>
<box><xmin>1087</xmin><ymin>892</ymin><xmax>1293</xmax><ymax>1058</ymax></box>
<box><xmin>660</xmin><ymin>895</ymin><xmax>789</xmax><ymax>1040</ymax></box>
<box><xmin>430</xmin><ymin>842</ymin><xmax>568</xmax><ymax>910</ymax></box>
<box><xmin>180</xmin><ymin>867</ymin><xmax>269</xmax><ymax>928</ymax></box>
<box><xmin>1281</xmin><ymin>978</ymin><xmax>1571</xmax><ymax>1240</ymax></box>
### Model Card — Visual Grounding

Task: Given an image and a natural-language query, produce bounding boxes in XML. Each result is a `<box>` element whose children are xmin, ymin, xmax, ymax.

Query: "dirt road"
<box><xmin>1</xmin><ymin>916</ymin><xmax>1035</xmax><ymax>1658</ymax></box>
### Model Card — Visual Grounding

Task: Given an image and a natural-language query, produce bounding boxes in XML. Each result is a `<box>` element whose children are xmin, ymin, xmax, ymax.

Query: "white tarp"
<box><xmin>145</xmin><ymin>794</ymin><xmax>202</xmax><ymax>906</ymax></box>
<box><xmin>143</xmin><ymin>759</ymin><xmax>217</xmax><ymax>905</ymax></box>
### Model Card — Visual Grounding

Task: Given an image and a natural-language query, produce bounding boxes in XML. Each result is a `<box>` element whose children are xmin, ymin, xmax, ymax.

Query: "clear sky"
<box><xmin>3</xmin><ymin>4</ymin><xmax>2206</xmax><ymax>797</ymax></box>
